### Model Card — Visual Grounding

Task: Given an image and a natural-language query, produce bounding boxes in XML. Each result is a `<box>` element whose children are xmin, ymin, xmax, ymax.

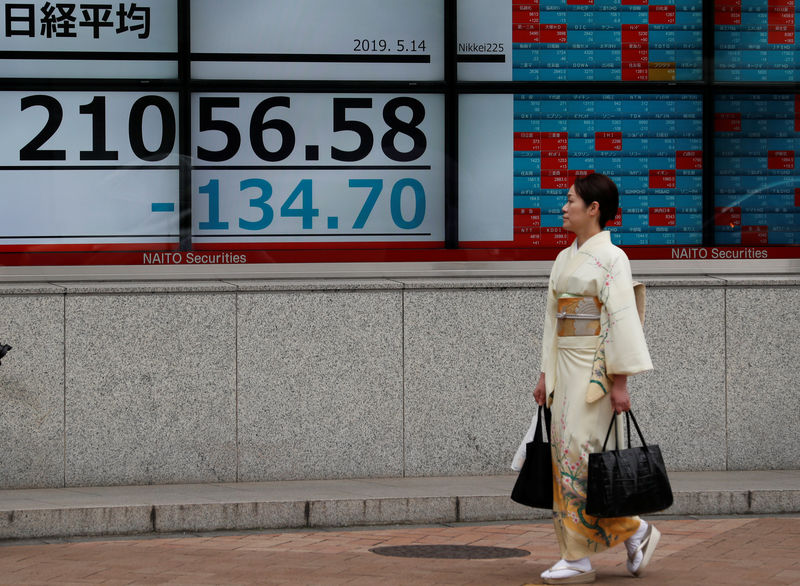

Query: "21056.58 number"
<box><xmin>196</xmin><ymin>96</ymin><xmax>427</xmax><ymax>163</ymax></box>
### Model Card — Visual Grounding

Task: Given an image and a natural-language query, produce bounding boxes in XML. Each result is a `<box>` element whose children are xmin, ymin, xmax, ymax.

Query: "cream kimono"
<box><xmin>541</xmin><ymin>230</ymin><xmax>653</xmax><ymax>560</ymax></box>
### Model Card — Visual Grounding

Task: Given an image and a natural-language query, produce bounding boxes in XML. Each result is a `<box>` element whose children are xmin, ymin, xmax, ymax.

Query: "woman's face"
<box><xmin>562</xmin><ymin>185</ymin><xmax>598</xmax><ymax>234</ymax></box>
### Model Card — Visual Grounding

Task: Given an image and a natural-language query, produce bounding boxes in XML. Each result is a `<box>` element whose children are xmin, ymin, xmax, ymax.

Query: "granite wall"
<box><xmin>0</xmin><ymin>275</ymin><xmax>797</xmax><ymax>489</ymax></box>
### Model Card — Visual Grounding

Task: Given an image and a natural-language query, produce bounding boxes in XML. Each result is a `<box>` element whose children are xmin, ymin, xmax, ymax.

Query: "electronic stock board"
<box><xmin>0</xmin><ymin>0</ymin><xmax>798</xmax><ymax>266</ymax></box>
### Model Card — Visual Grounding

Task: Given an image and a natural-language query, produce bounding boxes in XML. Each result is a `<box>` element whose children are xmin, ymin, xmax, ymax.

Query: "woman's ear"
<box><xmin>588</xmin><ymin>201</ymin><xmax>600</xmax><ymax>216</ymax></box>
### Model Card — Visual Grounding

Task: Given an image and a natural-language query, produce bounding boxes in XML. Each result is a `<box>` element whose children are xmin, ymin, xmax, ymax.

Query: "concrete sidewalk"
<box><xmin>1</xmin><ymin>470</ymin><xmax>799</xmax><ymax>541</ymax></box>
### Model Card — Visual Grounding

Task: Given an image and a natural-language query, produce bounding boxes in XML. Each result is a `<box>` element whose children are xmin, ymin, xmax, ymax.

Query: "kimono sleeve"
<box><xmin>601</xmin><ymin>252</ymin><xmax>653</xmax><ymax>376</ymax></box>
<box><xmin>540</xmin><ymin>256</ymin><xmax>561</xmax><ymax>397</ymax></box>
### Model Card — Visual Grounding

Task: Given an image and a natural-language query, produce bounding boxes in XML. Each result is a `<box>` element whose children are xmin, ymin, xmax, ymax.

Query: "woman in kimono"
<box><xmin>533</xmin><ymin>173</ymin><xmax>659</xmax><ymax>584</ymax></box>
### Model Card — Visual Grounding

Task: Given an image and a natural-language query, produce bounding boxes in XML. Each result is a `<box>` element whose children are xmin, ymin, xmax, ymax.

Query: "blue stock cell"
<box><xmin>569</xmin><ymin>31</ymin><xmax>621</xmax><ymax>45</ymax></box>
<box><xmin>647</xmin><ymin>195</ymin><xmax>677</xmax><ymax>207</ymax></box>
<box><xmin>769</xmin><ymin>231</ymin><xmax>798</xmax><ymax>244</ymax></box>
<box><xmin>514</xmin><ymin>196</ymin><xmax>540</xmax><ymax>208</ymax></box>
<box><xmin>617</xmin><ymin>233</ymin><xmax>650</xmax><ymax>245</ymax></box>
<box><xmin>568</xmin><ymin>157</ymin><xmax>596</xmax><ymax>169</ymax></box>
<box><xmin>676</xmin><ymin>176</ymin><xmax>703</xmax><ymax>191</ymax></box>
<box><xmin>514</xmin><ymin>177</ymin><xmax>541</xmax><ymax>192</ymax></box>
<box><xmin>680</xmin><ymin>233</ymin><xmax>703</xmax><ymax>245</ymax></box>
<box><xmin>616</xmin><ymin>177</ymin><xmax>651</xmax><ymax>191</ymax></box>
<box><xmin>676</xmin><ymin>213</ymin><xmax>702</xmax><ymax>227</ymax></box>
<box><xmin>542</xmin><ymin>214</ymin><xmax>565</xmax><ymax>228</ymax></box>
<box><xmin>743</xmin><ymin>213</ymin><xmax>798</xmax><ymax>227</ymax></box>
<box><xmin>514</xmin><ymin>158</ymin><xmax>541</xmax><ymax>173</ymax></box>
<box><xmin>644</xmin><ymin>233</ymin><xmax>675</xmax><ymax>244</ymax></box>
<box><xmin>714</xmin><ymin>231</ymin><xmax>741</xmax><ymax>245</ymax></box>
<box><xmin>675</xmin><ymin>68</ymin><xmax>703</xmax><ymax>81</ymax></box>
<box><xmin>623</xmin><ymin>213</ymin><xmax>649</xmax><ymax>228</ymax></box>
<box><xmin>739</xmin><ymin>13</ymin><xmax>768</xmax><ymax>27</ymax></box>
<box><xmin>567</xmin><ymin>120</ymin><xmax>601</xmax><ymax>133</ymax></box>
<box><xmin>621</xmin><ymin>195</ymin><xmax>650</xmax><ymax>208</ymax></box>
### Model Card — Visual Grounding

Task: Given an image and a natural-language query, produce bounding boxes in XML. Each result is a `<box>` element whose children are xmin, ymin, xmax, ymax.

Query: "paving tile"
<box><xmin>0</xmin><ymin>517</ymin><xmax>797</xmax><ymax>584</ymax></box>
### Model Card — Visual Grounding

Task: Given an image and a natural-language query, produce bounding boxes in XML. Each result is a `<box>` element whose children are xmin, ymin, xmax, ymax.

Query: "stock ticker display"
<box><xmin>715</xmin><ymin>0</ymin><xmax>800</xmax><ymax>81</ymax></box>
<box><xmin>513</xmin><ymin>94</ymin><xmax>703</xmax><ymax>247</ymax></box>
<box><xmin>512</xmin><ymin>0</ymin><xmax>703</xmax><ymax>81</ymax></box>
<box><xmin>715</xmin><ymin>94</ymin><xmax>800</xmax><ymax>245</ymax></box>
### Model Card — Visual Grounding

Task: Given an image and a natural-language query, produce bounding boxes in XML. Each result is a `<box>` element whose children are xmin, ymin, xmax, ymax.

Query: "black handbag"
<box><xmin>511</xmin><ymin>405</ymin><xmax>553</xmax><ymax>509</ymax></box>
<box><xmin>586</xmin><ymin>409</ymin><xmax>673</xmax><ymax>518</ymax></box>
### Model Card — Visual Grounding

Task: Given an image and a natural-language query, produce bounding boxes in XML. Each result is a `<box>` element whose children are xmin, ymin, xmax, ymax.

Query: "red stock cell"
<box><xmin>649</xmin><ymin>5</ymin><xmax>676</xmax><ymax>24</ymax></box>
<box><xmin>768</xmin><ymin>151</ymin><xmax>795</xmax><ymax>169</ymax></box>
<box><xmin>595</xmin><ymin>132</ymin><xmax>623</xmax><ymax>151</ymax></box>
<box><xmin>513</xmin><ymin>14</ymin><xmax>540</xmax><ymax>25</ymax></box>
<box><xmin>649</xmin><ymin>207</ymin><xmax>677</xmax><ymax>226</ymax></box>
<box><xmin>541</xmin><ymin>155</ymin><xmax>569</xmax><ymax>170</ymax></box>
<box><xmin>715</xmin><ymin>113</ymin><xmax>742</xmax><ymax>132</ymax></box>
<box><xmin>514</xmin><ymin>132</ymin><xmax>541</xmax><ymax>151</ymax></box>
<box><xmin>741</xmin><ymin>226</ymin><xmax>769</xmax><ymax>245</ymax></box>
<box><xmin>795</xmin><ymin>188</ymin><xmax>800</xmax><ymax>207</ymax></box>
<box><xmin>676</xmin><ymin>150</ymin><xmax>703</xmax><ymax>169</ymax></box>
<box><xmin>541</xmin><ymin>227</ymin><xmax>571</xmax><ymax>247</ymax></box>
<box><xmin>768</xmin><ymin>27</ymin><xmax>795</xmax><ymax>43</ymax></box>
<box><xmin>622</xmin><ymin>68</ymin><xmax>649</xmax><ymax>80</ymax></box>
<box><xmin>514</xmin><ymin>232</ymin><xmax>542</xmax><ymax>247</ymax></box>
<box><xmin>541</xmin><ymin>132</ymin><xmax>569</xmax><ymax>150</ymax></box>
<box><xmin>540</xmin><ymin>24</ymin><xmax>567</xmax><ymax>43</ymax></box>
<box><xmin>622</xmin><ymin>50</ymin><xmax>649</xmax><ymax>68</ymax></box>
<box><xmin>513</xmin><ymin>24</ymin><xmax>539</xmax><ymax>42</ymax></box>
<box><xmin>715</xmin><ymin>10</ymin><xmax>742</xmax><ymax>24</ymax></box>
<box><xmin>514</xmin><ymin>210</ymin><xmax>541</xmax><ymax>228</ymax></box>
<box><xmin>622</xmin><ymin>26</ymin><xmax>649</xmax><ymax>43</ymax></box>
<box><xmin>513</xmin><ymin>9</ymin><xmax>540</xmax><ymax>25</ymax></box>
<box><xmin>768</xmin><ymin>5</ymin><xmax>795</xmax><ymax>19</ymax></box>
<box><xmin>649</xmin><ymin>169</ymin><xmax>676</xmax><ymax>189</ymax></box>
<box><xmin>541</xmin><ymin>170</ymin><xmax>571</xmax><ymax>189</ymax></box>
<box><xmin>715</xmin><ymin>207</ymin><xmax>742</xmax><ymax>227</ymax></box>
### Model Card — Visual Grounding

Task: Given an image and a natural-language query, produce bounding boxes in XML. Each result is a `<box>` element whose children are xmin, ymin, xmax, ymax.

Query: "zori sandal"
<box><xmin>541</xmin><ymin>559</ymin><xmax>597</xmax><ymax>584</ymax></box>
<box><xmin>628</xmin><ymin>523</ymin><xmax>661</xmax><ymax>577</ymax></box>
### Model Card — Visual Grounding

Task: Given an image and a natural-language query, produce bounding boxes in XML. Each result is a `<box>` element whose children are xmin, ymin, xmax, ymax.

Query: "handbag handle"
<box><xmin>601</xmin><ymin>409</ymin><xmax>648</xmax><ymax>451</ymax></box>
<box><xmin>534</xmin><ymin>405</ymin><xmax>552</xmax><ymax>444</ymax></box>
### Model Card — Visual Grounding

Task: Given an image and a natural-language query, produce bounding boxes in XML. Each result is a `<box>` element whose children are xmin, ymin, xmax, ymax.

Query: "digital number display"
<box><xmin>0</xmin><ymin>1</ymin><xmax>178</xmax><ymax>78</ymax></box>
<box><xmin>0</xmin><ymin>91</ymin><xmax>179</xmax><ymax>248</ymax></box>
<box><xmin>459</xmin><ymin>94</ymin><xmax>703</xmax><ymax>247</ymax></box>
<box><xmin>191</xmin><ymin>0</ymin><xmax>443</xmax><ymax>81</ymax></box>
<box><xmin>715</xmin><ymin>0</ymin><xmax>800</xmax><ymax>81</ymax></box>
<box><xmin>191</xmin><ymin>93</ymin><xmax>444</xmax><ymax>247</ymax></box>
<box><xmin>715</xmin><ymin>94</ymin><xmax>800</xmax><ymax>245</ymax></box>
<box><xmin>457</xmin><ymin>0</ymin><xmax>703</xmax><ymax>81</ymax></box>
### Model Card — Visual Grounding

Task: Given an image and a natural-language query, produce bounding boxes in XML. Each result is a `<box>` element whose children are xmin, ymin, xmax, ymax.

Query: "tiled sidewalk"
<box><xmin>0</xmin><ymin>516</ymin><xmax>798</xmax><ymax>585</ymax></box>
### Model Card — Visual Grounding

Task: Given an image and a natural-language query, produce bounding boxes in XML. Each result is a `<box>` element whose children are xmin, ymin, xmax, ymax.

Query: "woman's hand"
<box><xmin>533</xmin><ymin>372</ymin><xmax>546</xmax><ymax>406</ymax></box>
<box><xmin>609</xmin><ymin>374</ymin><xmax>630</xmax><ymax>413</ymax></box>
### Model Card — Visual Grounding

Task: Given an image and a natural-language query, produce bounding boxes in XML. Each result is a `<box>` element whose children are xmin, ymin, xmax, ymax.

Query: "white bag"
<box><xmin>510</xmin><ymin>407</ymin><xmax>541</xmax><ymax>471</ymax></box>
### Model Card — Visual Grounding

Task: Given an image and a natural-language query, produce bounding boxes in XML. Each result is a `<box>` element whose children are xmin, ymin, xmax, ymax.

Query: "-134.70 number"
<box><xmin>198</xmin><ymin>177</ymin><xmax>426</xmax><ymax>231</ymax></box>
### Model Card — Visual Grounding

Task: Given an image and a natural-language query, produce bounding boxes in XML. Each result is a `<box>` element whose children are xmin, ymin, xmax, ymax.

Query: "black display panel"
<box><xmin>715</xmin><ymin>94</ymin><xmax>800</xmax><ymax>245</ymax></box>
